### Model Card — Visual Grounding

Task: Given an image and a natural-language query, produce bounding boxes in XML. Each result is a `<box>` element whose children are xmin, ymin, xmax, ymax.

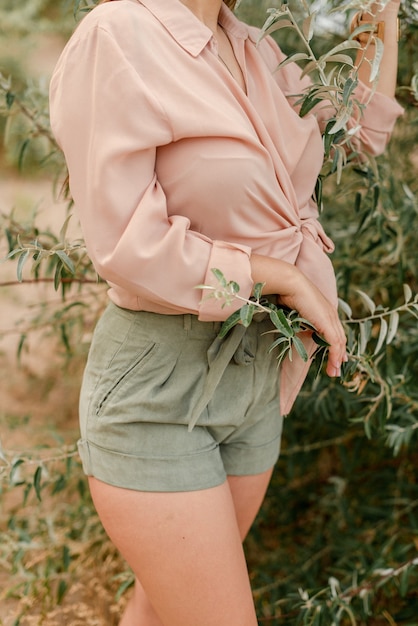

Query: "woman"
<box><xmin>49</xmin><ymin>0</ymin><xmax>403</xmax><ymax>624</ymax></box>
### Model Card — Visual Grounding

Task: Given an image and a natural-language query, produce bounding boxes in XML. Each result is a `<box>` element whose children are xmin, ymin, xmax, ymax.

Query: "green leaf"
<box><xmin>350</xmin><ymin>23</ymin><xmax>375</xmax><ymax>40</ymax></box>
<box><xmin>403</xmin><ymin>283</ymin><xmax>413</xmax><ymax>303</ymax></box>
<box><xmin>337</xmin><ymin>146</ymin><xmax>347</xmax><ymax>183</ymax></box>
<box><xmin>324</xmin><ymin>54</ymin><xmax>354</xmax><ymax>66</ymax></box>
<box><xmin>269</xmin><ymin>309</ymin><xmax>293</xmax><ymax>338</ymax></box>
<box><xmin>329</xmin><ymin>109</ymin><xmax>351</xmax><ymax>135</ymax></box>
<box><xmin>372</xmin><ymin>183</ymin><xmax>380</xmax><ymax>209</ymax></box>
<box><xmin>59</xmin><ymin>214</ymin><xmax>73</xmax><ymax>241</ymax></box>
<box><xmin>16</xmin><ymin>249</ymin><xmax>30</xmax><ymax>282</ymax></box>
<box><xmin>9</xmin><ymin>458</ymin><xmax>25</xmax><ymax>486</ymax></box>
<box><xmin>299</xmin><ymin>93</ymin><xmax>323</xmax><ymax>117</ymax></box>
<box><xmin>6</xmin><ymin>91</ymin><xmax>15</xmax><ymax>109</ymax></box>
<box><xmin>55</xmin><ymin>249</ymin><xmax>76</xmax><ymax>274</ymax></box>
<box><xmin>276</xmin><ymin>52</ymin><xmax>310</xmax><ymax>71</ymax></box>
<box><xmin>359</xmin><ymin>320</ymin><xmax>372</xmax><ymax>354</ymax></box>
<box><xmin>321</xmin><ymin>39</ymin><xmax>361</xmax><ymax>61</ymax></box>
<box><xmin>252</xmin><ymin>282</ymin><xmax>265</xmax><ymax>301</ymax></box>
<box><xmin>54</xmin><ymin>261</ymin><xmax>63</xmax><ymax>291</ymax></box>
<box><xmin>277</xmin><ymin>346</ymin><xmax>292</xmax><ymax>367</ymax></box>
<box><xmin>354</xmin><ymin>191</ymin><xmax>362</xmax><ymax>213</ymax></box>
<box><xmin>18</xmin><ymin>139</ymin><xmax>30</xmax><ymax>171</ymax></box>
<box><xmin>262</xmin><ymin>17</ymin><xmax>294</xmax><ymax>38</ymax></box>
<box><xmin>323</xmin><ymin>125</ymin><xmax>335</xmax><ymax>159</ymax></box>
<box><xmin>357</xmin><ymin>290</ymin><xmax>376</xmax><ymax>315</ymax></box>
<box><xmin>291</xmin><ymin>316</ymin><xmax>315</xmax><ymax>332</ymax></box>
<box><xmin>60</xmin><ymin>323</ymin><xmax>72</xmax><ymax>355</ymax></box>
<box><xmin>73</xmin><ymin>0</ymin><xmax>81</xmax><ymax>19</ymax></box>
<box><xmin>302</xmin><ymin>13</ymin><xmax>316</xmax><ymax>42</ymax></box>
<box><xmin>338</xmin><ymin>298</ymin><xmax>353</xmax><ymax>319</ymax></box>
<box><xmin>268</xmin><ymin>335</ymin><xmax>289</xmax><ymax>353</ymax></box>
<box><xmin>17</xmin><ymin>333</ymin><xmax>27</xmax><ymax>363</ymax></box>
<box><xmin>4</xmin><ymin>227</ymin><xmax>14</xmax><ymax>253</ymax></box>
<box><xmin>31</xmin><ymin>249</ymin><xmax>45</xmax><ymax>274</ymax></box>
<box><xmin>374</xmin><ymin>317</ymin><xmax>388</xmax><ymax>355</ymax></box>
<box><xmin>115</xmin><ymin>577</ymin><xmax>135</xmax><ymax>602</ymax></box>
<box><xmin>342</xmin><ymin>76</ymin><xmax>358</xmax><ymax>106</ymax></box>
<box><xmin>57</xmin><ymin>580</ymin><xmax>68</xmax><ymax>605</ymax></box>
<box><xmin>211</xmin><ymin>268</ymin><xmax>227</xmax><ymax>287</ymax></box>
<box><xmin>240</xmin><ymin>303</ymin><xmax>255</xmax><ymax>327</ymax></box>
<box><xmin>260</xmin><ymin>7</ymin><xmax>287</xmax><ymax>33</ymax></box>
<box><xmin>387</xmin><ymin>311</ymin><xmax>399</xmax><ymax>344</ymax></box>
<box><xmin>218</xmin><ymin>309</ymin><xmax>241</xmax><ymax>338</ymax></box>
<box><xmin>292</xmin><ymin>335</ymin><xmax>309</xmax><ymax>362</ymax></box>
<box><xmin>364</xmin><ymin>418</ymin><xmax>372</xmax><ymax>439</ymax></box>
<box><xmin>300</xmin><ymin>60</ymin><xmax>321</xmax><ymax>81</ymax></box>
<box><xmin>312</xmin><ymin>332</ymin><xmax>330</xmax><ymax>347</ymax></box>
<box><xmin>399</xmin><ymin>567</ymin><xmax>410</xmax><ymax>598</ymax></box>
<box><xmin>369</xmin><ymin>37</ymin><xmax>384</xmax><ymax>83</ymax></box>
<box><xmin>34</xmin><ymin>466</ymin><xmax>43</xmax><ymax>502</ymax></box>
<box><xmin>314</xmin><ymin>175</ymin><xmax>323</xmax><ymax>210</ymax></box>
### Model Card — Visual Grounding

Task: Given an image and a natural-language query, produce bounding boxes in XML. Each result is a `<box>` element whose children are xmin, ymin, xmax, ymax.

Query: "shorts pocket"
<box><xmin>94</xmin><ymin>341</ymin><xmax>159</xmax><ymax>417</ymax></box>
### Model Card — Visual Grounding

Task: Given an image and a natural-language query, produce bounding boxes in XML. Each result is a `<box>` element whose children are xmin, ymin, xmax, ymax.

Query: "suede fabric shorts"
<box><xmin>78</xmin><ymin>302</ymin><xmax>283</xmax><ymax>492</ymax></box>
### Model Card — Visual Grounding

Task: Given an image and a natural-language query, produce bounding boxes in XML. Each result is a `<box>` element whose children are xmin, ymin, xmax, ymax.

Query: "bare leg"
<box><xmin>227</xmin><ymin>468</ymin><xmax>274</xmax><ymax>541</ymax></box>
<box><xmin>90</xmin><ymin>468</ymin><xmax>273</xmax><ymax>626</ymax></box>
<box><xmin>119</xmin><ymin>579</ymin><xmax>162</xmax><ymax>626</ymax></box>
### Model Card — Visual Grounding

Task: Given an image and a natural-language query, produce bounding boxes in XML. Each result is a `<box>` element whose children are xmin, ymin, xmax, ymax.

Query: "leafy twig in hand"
<box><xmin>197</xmin><ymin>268</ymin><xmax>329</xmax><ymax>369</ymax></box>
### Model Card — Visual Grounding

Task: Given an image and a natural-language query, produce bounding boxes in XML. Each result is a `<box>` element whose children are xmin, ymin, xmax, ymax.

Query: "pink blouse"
<box><xmin>49</xmin><ymin>0</ymin><xmax>403</xmax><ymax>414</ymax></box>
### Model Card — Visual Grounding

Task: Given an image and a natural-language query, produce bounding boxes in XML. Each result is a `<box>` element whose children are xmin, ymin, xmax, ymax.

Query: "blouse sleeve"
<box><xmin>49</xmin><ymin>24</ymin><xmax>253</xmax><ymax>321</ymax></box>
<box><xmin>257</xmin><ymin>33</ymin><xmax>404</xmax><ymax>156</ymax></box>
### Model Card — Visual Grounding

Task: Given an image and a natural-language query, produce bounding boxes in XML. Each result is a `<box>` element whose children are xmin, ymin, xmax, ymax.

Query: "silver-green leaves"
<box><xmin>258</xmin><ymin>1</ymin><xmax>382</xmax><ymax>189</ymax></box>
<box><xmin>199</xmin><ymin>269</ymin><xmax>329</xmax><ymax>368</ymax></box>
<box><xmin>339</xmin><ymin>286</ymin><xmax>418</xmax><ymax>359</ymax></box>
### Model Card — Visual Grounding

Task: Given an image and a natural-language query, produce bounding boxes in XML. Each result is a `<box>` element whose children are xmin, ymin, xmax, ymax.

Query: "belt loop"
<box><xmin>183</xmin><ymin>314</ymin><xmax>192</xmax><ymax>331</ymax></box>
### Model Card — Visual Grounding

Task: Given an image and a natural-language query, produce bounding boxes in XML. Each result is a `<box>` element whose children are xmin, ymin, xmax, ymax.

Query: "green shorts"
<box><xmin>78</xmin><ymin>302</ymin><xmax>283</xmax><ymax>492</ymax></box>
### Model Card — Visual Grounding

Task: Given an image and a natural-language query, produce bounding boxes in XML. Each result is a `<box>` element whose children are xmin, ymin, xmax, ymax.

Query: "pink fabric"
<box><xmin>49</xmin><ymin>0</ymin><xmax>403</xmax><ymax>414</ymax></box>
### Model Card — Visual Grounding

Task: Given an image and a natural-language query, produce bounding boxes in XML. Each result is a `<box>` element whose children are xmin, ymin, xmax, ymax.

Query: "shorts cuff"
<box><xmin>77</xmin><ymin>439</ymin><xmax>227</xmax><ymax>492</ymax></box>
<box><xmin>220</xmin><ymin>433</ymin><xmax>282</xmax><ymax>477</ymax></box>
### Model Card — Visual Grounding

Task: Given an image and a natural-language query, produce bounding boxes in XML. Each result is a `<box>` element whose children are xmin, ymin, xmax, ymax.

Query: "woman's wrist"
<box><xmin>250</xmin><ymin>253</ymin><xmax>304</xmax><ymax>298</ymax></box>
<box><xmin>351</xmin><ymin>2</ymin><xmax>400</xmax><ymax>44</ymax></box>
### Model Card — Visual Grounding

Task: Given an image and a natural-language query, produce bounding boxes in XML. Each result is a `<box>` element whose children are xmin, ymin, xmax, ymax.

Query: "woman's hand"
<box><xmin>250</xmin><ymin>253</ymin><xmax>347</xmax><ymax>377</ymax></box>
<box><xmin>369</xmin><ymin>0</ymin><xmax>401</xmax><ymax>16</ymax></box>
<box><xmin>277</xmin><ymin>275</ymin><xmax>347</xmax><ymax>378</ymax></box>
<box><xmin>355</xmin><ymin>0</ymin><xmax>400</xmax><ymax>98</ymax></box>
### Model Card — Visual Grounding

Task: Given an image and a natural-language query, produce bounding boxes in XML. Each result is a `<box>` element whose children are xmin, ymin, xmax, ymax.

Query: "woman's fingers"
<box><xmin>250</xmin><ymin>254</ymin><xmax>348</xmax><ymax>376</ymax></box>
<box><xmin>279</xmin><ymin>286</ymin><xmax>347</xmax><ymax>377</ymax></box>
<box><xmin>321</xmin><ymin>313</ymin><xmax>347</xmax><ymax>377</ymax></box>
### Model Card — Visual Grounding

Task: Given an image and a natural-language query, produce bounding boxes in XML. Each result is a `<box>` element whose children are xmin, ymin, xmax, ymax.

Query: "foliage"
<box><xmin>198</xmin><ymin>268</ymin><xmax>331</xmax><ymax>367</ymax></box>
<box><xmin>0</xmin><ymin>0</ymin><xmax>417</xmax><ymax>624</ymax></box>
<box><xmin>0</xmin><ymin>432</ymin><xmax>129</xmax><ymax>624</ymax></box>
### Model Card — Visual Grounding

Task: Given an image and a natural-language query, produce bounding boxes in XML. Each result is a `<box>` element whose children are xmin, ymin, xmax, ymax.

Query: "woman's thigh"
<box><xmin>227</xmin><ymin>467</ymin><xmax>274</xmax><ymax>540</ymax></box>
<box><xmin>89</xmin><ymin>477</ymin><xmax>259</xmax><ymax>626</ymax></box>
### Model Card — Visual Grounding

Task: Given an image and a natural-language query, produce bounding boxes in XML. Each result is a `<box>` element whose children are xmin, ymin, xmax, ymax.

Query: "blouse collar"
<box><xmin>135</xmin><ymin>0</ymin><xmax>251</xmax><ymax>57</ymax></box>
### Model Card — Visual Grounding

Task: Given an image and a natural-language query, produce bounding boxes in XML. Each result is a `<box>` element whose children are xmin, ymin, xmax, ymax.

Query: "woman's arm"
<box><xmin>354</xmin><ymin>0</ymin><xmax>401</xmax><ymax>98</ymax></box>
<box><xmin>49</xmin><ymin>21</ymin><xmax>254</xmax><ymax>321</ymax></box>
<box><xmin>257</xmin><ymin>3</ymin><xmax>403</xmax><ymax>156</ymax></box>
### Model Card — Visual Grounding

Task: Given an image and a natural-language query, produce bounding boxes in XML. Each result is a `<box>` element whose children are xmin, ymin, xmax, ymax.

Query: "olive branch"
<box><xmin>258</xmin><ymin>0</ymin><xmax>393</xmax><ymax>202</ymax></box>
<box><xmin>198</xmin><ymin>269</ymin><xmax>418</xmax><ymax>412</ymax></box>
<box><xmin>197</xmin><ymin>268</ymin><xmax>330</xmax><ymax>371</ymax></box>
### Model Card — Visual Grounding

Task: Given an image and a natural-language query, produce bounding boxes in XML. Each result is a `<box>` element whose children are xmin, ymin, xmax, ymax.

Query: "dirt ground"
<box><xmin>0</xmin><ymin>171</ymin><xmax>126</xmax><ymax>624</ymax></box>
<box><xmin>0</xmin><ymin>23</ymin><xmax>134</xmax><ymax>620</ymax></box>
